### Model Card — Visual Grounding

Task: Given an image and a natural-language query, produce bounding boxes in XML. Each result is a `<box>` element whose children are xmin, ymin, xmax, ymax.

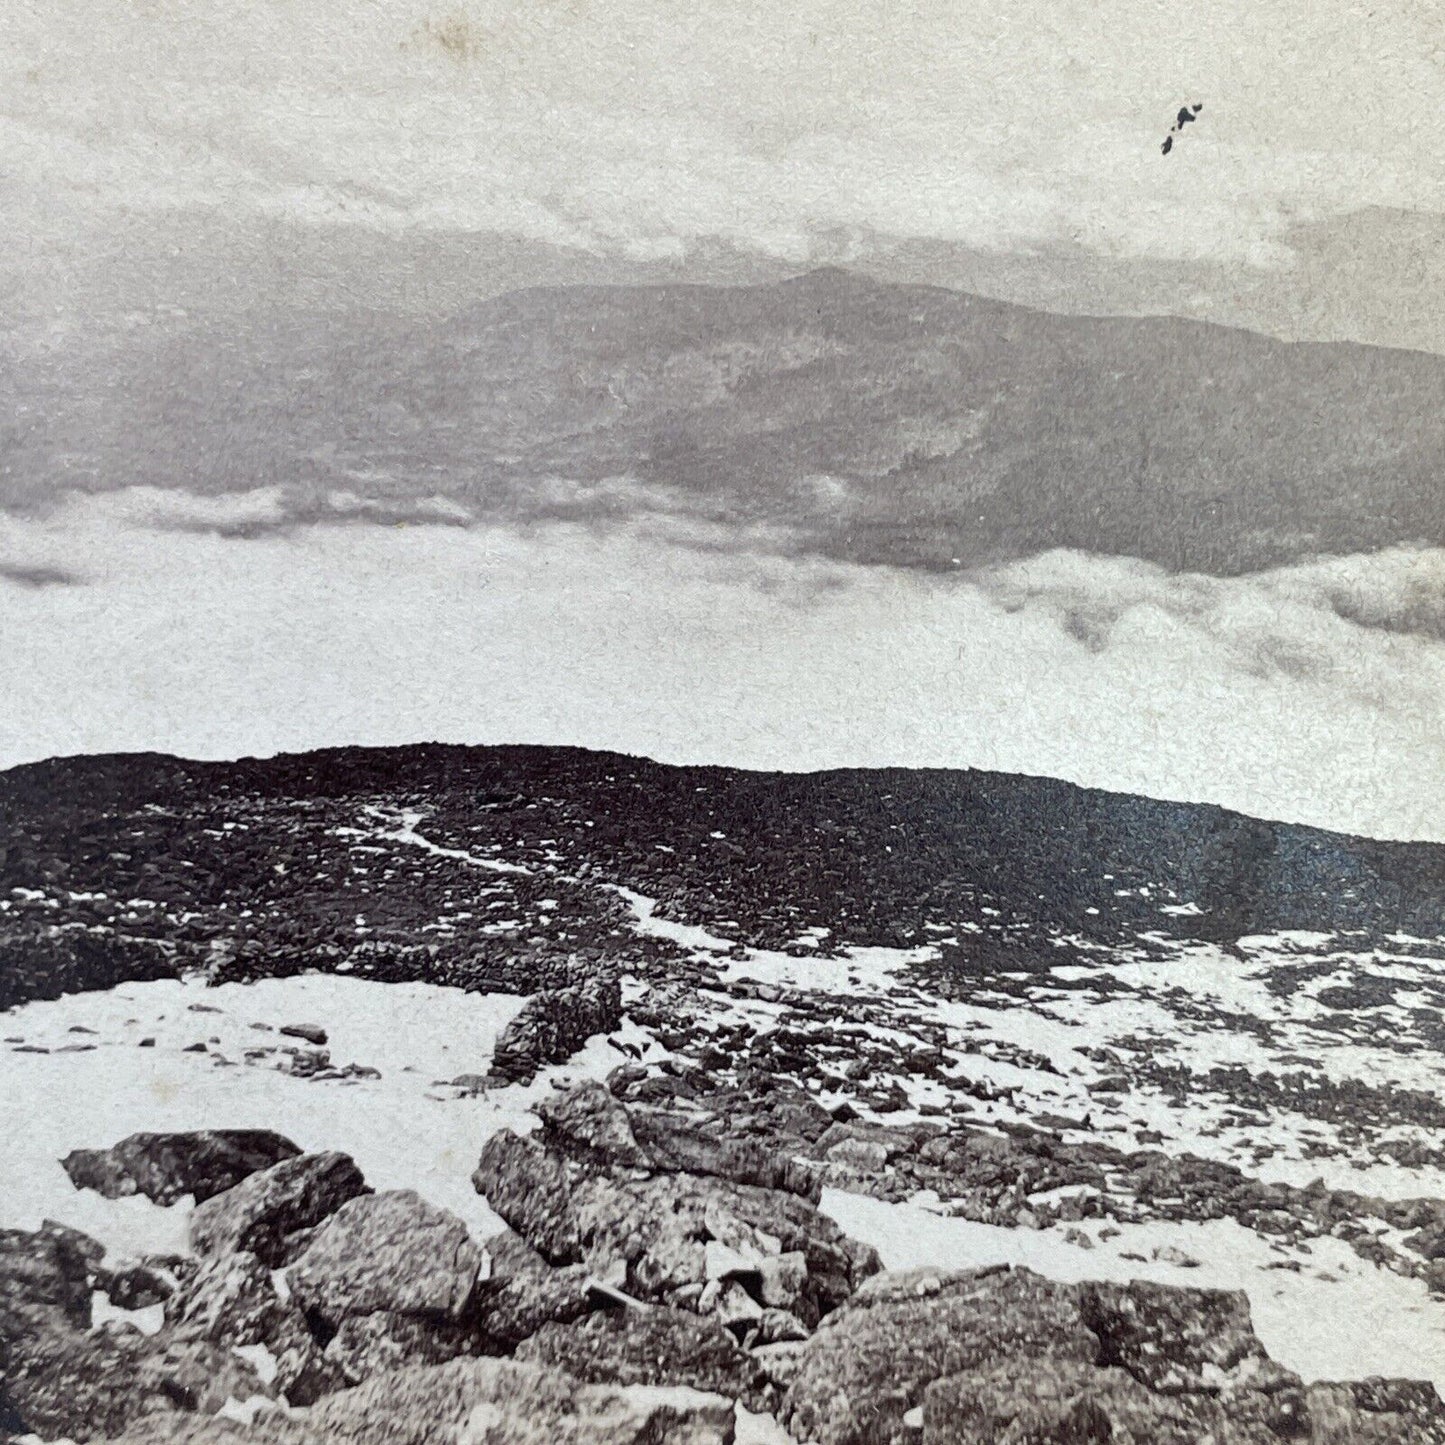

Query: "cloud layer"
<box><xmin>8</xmin><ymin>0</ymin><xmax>1445</xmax><ymax>271</ymax></box>
<box><xmin>3</xmin><ymin>491</ymin><xmax>1443</xmax><ymax>842</ymax></box>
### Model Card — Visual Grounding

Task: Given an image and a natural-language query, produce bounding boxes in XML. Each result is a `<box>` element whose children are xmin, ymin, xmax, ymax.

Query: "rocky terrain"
<box><xmin>4</xmin><ymin>743</ymin><xmax>1445</xmax><ymax>1441</ymax></box>
<box><xmin>5</xmin><ymin>1082</ymin><xmax>1445</xmax><ymax>1444</ymax></box>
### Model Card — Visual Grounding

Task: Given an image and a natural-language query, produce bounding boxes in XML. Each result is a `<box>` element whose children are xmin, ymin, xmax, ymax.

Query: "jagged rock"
<box><xmin>489</xmin><ymin>977</ymin><xmax>623</xmax><ymax>1084</ymax></box>
<box><xmin>189</xmin><ymin>1151</ymin><xmax>367</xmax><ymax>1265</ymax></box>
<box><xmin>62</xmin><ymin>1131</ymin><xmax>301</xmax><ymax>1205</ymax></box>
<box><xmin>473</xmin><ymin>1131</ymin><xmax>586</xmax><ymax>1262</ymax></box>
<box><xmin>1078</xmin><ymin>1279</ymin><xmax>1272</xmax><ymax>1395</ymax></box>
<box><xmin>781</xmin><ymin>1267</ymin><xmax>1100</xmax><ymax>1445</ymax></box>
<box><xmin>515</xmin><ymin>1305</ymin><xmax>771</xmax><ymax>1405</ymax></box>
<box><xmin>287</xmin><ymin>1190</ymin><xmax>487</xmax><ymax>1329</ymax></box>
<box><xmin>107</xmin><ymin>1357</ymin><xmax>738</xmax><ymax>1445</ymax></box>
<box><xmin>630</xmin><ymin>1110</ymin><xmax>823</xmax><ymax>1203</ymax></box>
<box><xmin>324</xmin><ymin>1312</ymin><xmax>477</xmax><ymax>1384</ymax></box>
<box><xmin>476</xmin><ymin>1127</ymin><xmax>877</xmax><ymax>1325</ymax></box>
<box><xmin>536</xmin><ymin>1079</ymin><xmax>652</xmax><ymax>1167</ymax></box>
<box><xmin>1</xmin><ymin>1226</ymin><xmax>268</xmax><ymax>1440</ymax></box>
<box><xmin>104</xmin><ymin>1261</ymin><xmax>176</xmax><ymax>1310</ymax></box>
<box><xmin>473</xmin><ymin>1230</ymin><xmax>593</xmax><ymax>1350</ymax></box>
<box><xmin>165</xmin><ymin>1249</ymin><xmax>342</xmax><ymax>1404</ymax></box>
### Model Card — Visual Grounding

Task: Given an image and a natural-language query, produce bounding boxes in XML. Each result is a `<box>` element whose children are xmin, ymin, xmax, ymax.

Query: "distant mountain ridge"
<box><xmin>3</xmin><ymin>744</ymin><xmax>1442</xmax><ymax>1011</ymax></box>
<box><xmin>8</xmin><ymin>268</ymin><xmax>1445</xmax><ymax>574</ymax></box>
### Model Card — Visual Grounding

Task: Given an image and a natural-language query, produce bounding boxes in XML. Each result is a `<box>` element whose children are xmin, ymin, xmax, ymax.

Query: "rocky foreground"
<box><xmin>5</xmin><ymin>1078</ymin><xmax>1445</xmax><ymax>1445</ymax></box>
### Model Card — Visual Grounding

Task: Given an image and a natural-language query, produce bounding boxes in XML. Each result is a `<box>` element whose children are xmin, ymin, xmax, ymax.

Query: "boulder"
<box><xmin>165</xmin><ymin>1249</ymin><xmax>341</xmax><ymax>1404</ymax></box>
<box><xmin>922</xmin><ymin>1360</ymin><xmax>1219</xmax><ymax>1445</ymax></box>
<box><xmin>781</xmin><ymin>1267</ymin><xmax>1099</xmax><ymax>1445</ymax></box>
<box><xmin>0</xmin><ymin>1224</ymin><xmax>94</xmax><ymax>1335</ymax></box>
<box><xmin>515</xmin><ymin>1305</ymin><xmax>770</xmax><ymax>1405</ymax></box>
<box><xmin>37</xmin><ymin>1219</ymin><xmax>107</xmax><ymax>1275</ymax></box>
<box><xmin>1306</xmin><ymin>1379</ymin><xmax>1445</xmax><ymax>1444</ymax></box>
<box><xmin>324</xmin><ymin>1312</ymin><xmax>478</xmax><ymax>1384</ymax></box>
<box><xmin>1</xmin><ymin>1226</ymin><xmax>269</xmax><ymax>1441</ymax></box>
<box><xmin>286</xmin><ymin>1190</ymin><xmax>487</xmax><ymax>1329</ymax></box>
<box><xmin>630</xmin><ymin>1110</ymin><xmax>823</xmax><ymax>1202</ymax></box>
<box><xmin>104</xmin><ymin>1261</ymin><xmax>176</xmax><ymax>1310</ymax></box>
<box><xmin>472</xmin><ymin>1230</ymin><xmax>593</xmax><ymax>1351</ymax></box>
<box><xmin>473</xmin><ymin>1131</ymin><xmax>586</xmax><ymax>1263</ymax></box>
<box><xmin>536</xmin><ymin>1079</ymin><xmax>652</xmax><ymax>1167</ymax></box>
<box><xmin>309</xmin><ymin>1357</ymin><xmax>736</xmax><ymax>1445</ymax></box>
<box><xmin>107</xmin><ymin>1357</ymin><xmax>737</xmax><ymax>1445</ymax></box>
<box><xmin>278</xmin><ymin>1024</ymin><xmax>328</xmax><ymax>1046</ymax></box>
<box><xmin>1077</xmin><ymin>1279</ymin><xmax>1273</xmax><ymax>1395</ymax></box>
<box><xmin>489</xmin><ymin>977</ymin><xmax>623</xmax><ymax>1084</ymax></box>
<box><xmin>474</xmin><ymin>1130</ymin><xmax>876</xmax><ymax>1325</ymax></box>
<box><xmin>189</xmin><ymin>1151</ymin><xmax>367</xmax><ymax>1265</ymax></box>
<box><xmin>62</xmin><ymin>1131</ymin><xmax>301</xmax><ymax>1205</ymax></box>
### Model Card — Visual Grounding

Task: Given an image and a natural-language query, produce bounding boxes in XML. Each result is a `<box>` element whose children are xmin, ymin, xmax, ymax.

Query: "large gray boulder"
<box><xmin>515</xmin><ymin>1306</ymin><xmax>770</xmax><ymax>1407</ymax></box>
<box><xmin>105</xmin><ymin>1358</ymin><xmax>738</xmax><ymax>1445</ymax></box>
<box><xmin>286</xmin><ymin>1190</ymin><xmax>487</xmax><ymax>1329</ymax></box>
<box><xmin>472</xmin><ymin>1229</ymin><xmax>593</xmax><ymax>1351</ymax></box>
<box><xmin>1077</xmin><ymin>1278</ymin><xmax>1273</xmax><ymax>1395</ymax></box>
<box><xmin>62</xmin><ymin>1130</ymin><xmax>301</xmax><ymax>1205</ymax></box>
<box><xmin>781</xmin><ymin>1266</ymin><xmax>1099</xmax><ymax>1445</ymax></box>
<box><xmin>165</xmin><ymin>1250</ymin><xmax>343</xmax><ymax>1404</ymax></box>
<box><xmin>189</xmin><ymin>1151</ymin><xmax>367</xmax><ymax>1266</ymax></box>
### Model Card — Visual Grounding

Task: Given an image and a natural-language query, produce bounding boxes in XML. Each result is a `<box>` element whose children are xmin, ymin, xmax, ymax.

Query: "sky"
<box><xmin>9</xmin><ymin>0</ymin><xmax>1445</xmax><ymax>266</ymax></box>
<box><xmin>5</xmin><ymin>0</ymin><xmax>1445</xmax><ymax>841</ymax></box>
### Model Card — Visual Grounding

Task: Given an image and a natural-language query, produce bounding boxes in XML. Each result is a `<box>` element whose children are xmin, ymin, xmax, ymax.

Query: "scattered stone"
<box><xmin>278</xmin><ymin>1024</ymin><xmax>328</xmax><ymax>1046</ymax></box>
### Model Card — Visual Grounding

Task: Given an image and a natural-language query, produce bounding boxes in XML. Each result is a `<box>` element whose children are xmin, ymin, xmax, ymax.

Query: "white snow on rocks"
<box><xmin>821</xmin><ymin>1188</ymin><xmax>1445</xmax><ymax>1391</ymax></box>
<box><xmin>0</xmin><ymin>974</ymin><xmax>647</xmax><ymax>1259</ymax></box>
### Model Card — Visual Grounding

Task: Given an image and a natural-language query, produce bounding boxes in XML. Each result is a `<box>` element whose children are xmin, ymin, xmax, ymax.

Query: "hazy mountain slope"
<box><xmin>8</xmin><ymin>269</ymin><xmax>1445</xmax><ymax>572</ymax></box>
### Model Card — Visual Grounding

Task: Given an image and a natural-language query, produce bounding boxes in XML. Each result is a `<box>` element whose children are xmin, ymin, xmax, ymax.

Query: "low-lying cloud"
<box><xmin>2</xmin><ymin>489</ymin><xmax>1443</xmax><ymax>843</ymax></box>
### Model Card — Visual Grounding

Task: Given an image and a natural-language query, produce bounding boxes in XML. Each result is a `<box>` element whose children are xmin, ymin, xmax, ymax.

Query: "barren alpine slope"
<box><xmin>4</xmin><ymin>744</ymin><xmax>1445</xmax><ymax>1442</ymax></box>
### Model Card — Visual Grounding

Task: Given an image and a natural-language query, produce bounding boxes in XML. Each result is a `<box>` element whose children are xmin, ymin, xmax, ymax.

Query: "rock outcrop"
<box><xmin>106</xmin><ymin>1358</ymin><xmax>738</xmax><ymax>1445</ymax></box>
<box><xmin>286</xmin><ymin>1190</ymin><xmax>487</xmax><ymax>1329</ymax></box>
<box><xmin>189</xmin><ymin>1151</ymin><xmax>368</xmax><ymax>1266</ymax></box>
<box><xmin>781</xmin><ymin>1263</ymin><xmax>1445</xmax><ymax>1445</ymax></box>
<box><xmin>487</xmin><ymin>976</ymin><xmax>623</xmax><ymax>1084</ymax></box>
<box><xmin>61</xmin><ymin>1131</ymin><xmax>301</xmax><ymax>1205</ymax></box>
<box><xmin>473</xmin><ymin>1126</ymin><xmax>876</xmax><ymax>1330</ymax></box>
<box><xmin>0</xmin><ymin>1226</ymin><xmax>269</xmax><ymax>1441</ymax></box>
<box><xmin>19</xmin><ymin>1079</ymin><xmax>1445</xmax><ymax>1445</ymax></box>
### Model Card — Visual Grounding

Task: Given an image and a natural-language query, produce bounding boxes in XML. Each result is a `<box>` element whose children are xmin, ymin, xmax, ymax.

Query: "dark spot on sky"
<box><xmin>1162</xmin><ymin>103</ymin><xmax>1204</xmax><ymax>155</ymax></box>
